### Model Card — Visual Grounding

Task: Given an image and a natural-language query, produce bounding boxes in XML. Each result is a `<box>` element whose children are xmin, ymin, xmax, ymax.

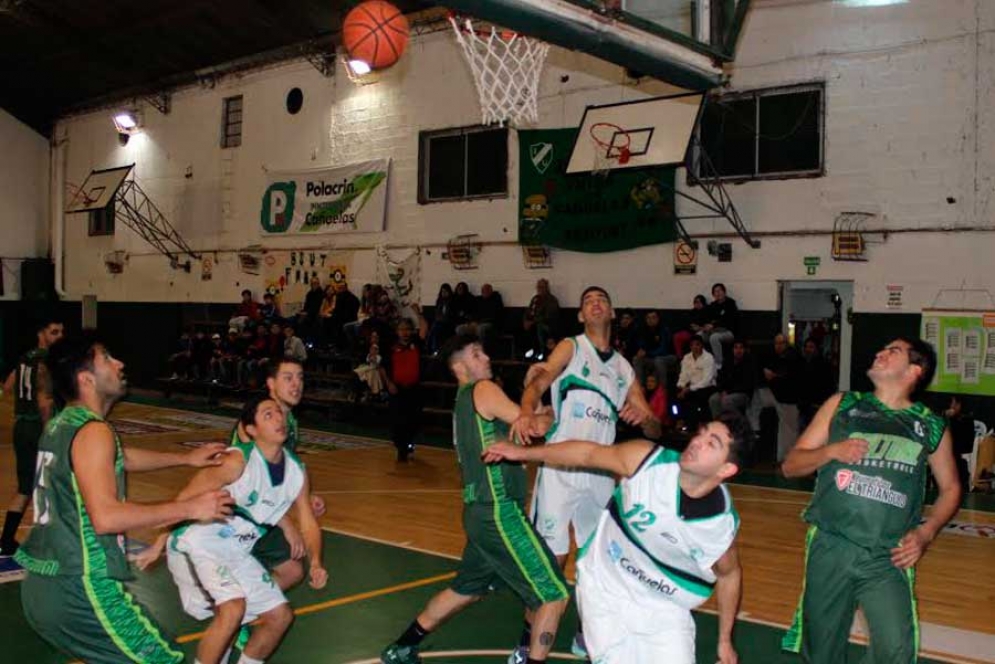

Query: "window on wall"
<box><xmin>696</xmin><ymin>83</ymin><xmax>824</xmax><ymax>181</ymax></box>
<box><xmin>418</xmin><ymin>126</ymin><xmax>508</xmax><ymax>203</ymax></box>
<box><xmin>222</xmin><ymin>95</ymin><xmax>243</xmax><ymax>148</ymax></box>
<box><xmin>88</xmin><ymin>203</ymin><xmax>115</xmax><ymax>236</ymax></box>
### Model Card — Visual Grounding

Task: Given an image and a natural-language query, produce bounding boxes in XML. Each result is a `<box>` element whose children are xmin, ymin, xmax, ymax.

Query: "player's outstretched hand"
<box><xmin>482</xmin><ymin>441</ymin><xmax>527</xmax><ymax>465</ymax></box>
<box><xmin>891</xmin><ymin>527</ymin><xmax>931</xmax><ymax>569</ymax></box>
<box><xmin>309</xmin><ymin>565</ymin><xmax>329</xmax><ymax>590</ymax></box>
<box><xmin>831</xmin><ymin>438</ymin><xmax>869</xmax><ymax>464</ymax></box>
<box><xmin>619</xmin><ymin>402</ymin><xmax>648</xmax><ymax>427</ymax></box>
<box><xmin>310</xmin><ymin>494</ymin><xmax>327</xmax><ymax>518</ymax></box>
<box><xmin>187</xmin><ymin>489</ymin><xmax>235</xmax><ymax>522</ymax></box>
<box><xmin>185</xmin><ymin>442</ymin><xmax>228</xmax><ymax>468</ymax></box>
<box><xmin>510</xmin><ymin>414</ymin><xmax>536</xmax><ymax>446</ymax></box>
<box><xmin>524</xmin><ymin>362</ymin><xmax>550</xmax><ymax>387</ymax></box>
<box><xmin>717</xmin><ymin>639</ymin><xmax>738</xmax><ymax>664</ymax></box>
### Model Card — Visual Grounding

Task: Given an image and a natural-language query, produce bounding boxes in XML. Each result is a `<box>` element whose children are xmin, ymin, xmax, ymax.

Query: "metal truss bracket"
<box><xmin>114</xmin><ymin>179</ymin><xmax>199</xmax><ymax>269</ymax></box>
<box><xmin>304</xmin><ymin>50</ymin><xmax>336</xmax><ymax>77</ymax></box>
<box><xmin>145</xmin><ymin>92</ymin><xmax>171</xmax><ymax>115</ymax></box>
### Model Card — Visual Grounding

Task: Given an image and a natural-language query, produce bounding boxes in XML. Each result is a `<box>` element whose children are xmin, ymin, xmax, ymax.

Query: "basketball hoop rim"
<box><xmin>590</xmin><ymin>122</ymin><xmax>632</xmax><ymax>158</ymax></box>
<box><xmin>448</xmin><ymin>12</ymin><xmax>520</xmax><ymax>41</ymax></box>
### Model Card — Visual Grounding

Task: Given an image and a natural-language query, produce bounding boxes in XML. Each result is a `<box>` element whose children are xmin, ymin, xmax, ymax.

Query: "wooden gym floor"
<box><xmin>1</xmin><ymin>398</ymin><xmax>993</xmax><ymax>663</ymax></box>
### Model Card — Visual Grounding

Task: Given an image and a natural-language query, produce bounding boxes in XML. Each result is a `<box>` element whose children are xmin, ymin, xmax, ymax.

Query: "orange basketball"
<box><xmin>342</xmin><ymin>1</ymin><xmax>410</xmax><ymax>70</ymax></box>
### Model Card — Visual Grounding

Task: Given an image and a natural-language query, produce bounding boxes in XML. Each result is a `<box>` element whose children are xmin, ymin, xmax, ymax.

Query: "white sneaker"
<box><xmin>508</xmin><ymin>645</ymin><xmax>529</xmax><ymax>664</ymax></box>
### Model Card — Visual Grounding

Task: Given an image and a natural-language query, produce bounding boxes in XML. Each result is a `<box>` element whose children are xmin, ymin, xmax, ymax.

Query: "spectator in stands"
<box><xmin>207</xmin><ymin>332</ymin><xmax>226</xmax><ymax>383</ymax></box>
<box><xmin>259</xmin><ymin>292</ymin><xmax>281</xmax><ymax>323</ymax></box>
<box><xmin>283</xmin><ymin>323</ymin><xmax>308</xmax><ymax>363</ymax></box>
<box><xmin>612</xmin><ymin>309</ymin><xmax>639</xmax><ymax>361</ymax></box>
<box><xmin>457</xmin><ymin>283</ymin><xmax>504</xmax><ymax>350</ymax></box>
<box><xmin>427</xmin><ymin>283</ymin><xmax>455</xmax><ymax>353</ymax></box>
<box><xmin>318</xmin><ymin>284</ymin><xmax>337</xmax><ymax>342</ymax></box>
<box><xmin>644</xmin><ymin>372</ymin><xmax>669</xmax><ymax>427</ymax></box>
<box><xmin>191</xmin><ymin>330</ymin><xmax>212</xmax><ymax>380</ymax></box>
<box><xmin>673</xmin><ymin>294</ymin><xmax>710</xmax><ymax>358</ymax></box>
<box><xmin>353</xmin><ymin>330</ymin><xmax>384</xmax><ymax>400</ymax></box>
<box><xmin>328</xmin><ymin>281</ymin><xmax>360</xmax><ymax>350</ymax></box>
<box><xmin>344</xmin><ymin>284</ymin><xmax>375</xmax><ymax>351</ymax></box>
<box><xmin>238</xmin><ymin>324</ymin><xmax>270</xmax><ymax>388</ymax></box>
<box><xmin>708</xmin><ymin>339</ymin><xmax>757</xmax><ymax>419</ymax></box>
<box><xmin>451</xmin><ymin>282</ymin><xmax>476</xmax><ymax>330</ymax></box>
<box><xmin>675</xmin><ymin>335</ymin><xmax>717</xmax><ymax>429</ymax></box>
<box><xmin>634</xmin><ymin>310</ymin><xmax>678</xmax><ymax>387</ymax></box>
<box><xmin>230</xmin><ymin>289</ymin><xmax>261</xmax><ymax>332</ymax></box>
<box><xmin>754</xmin><ymin>333</ymin><xmax>801</xmax><ymax>463</ymax></box>
<box><xmin>168</xmin><ymin>329</ymin><xmax>194</xmax><ymax>379</ymax></box>
<box><xmin>797</xmin><ymin>338</ymin><xmax>836</xmax><ymax>431</ymax></box>
<box><xmin>523</xmin><ymin>278</ymin><xmax>560</xmax><ymax>359</ymax></box>
<box><xmin>213</xmin><ymin>328</ymin><xmax>241</xmax><ymax>384</ymax></box>
<box><xmin>381</xmin><ymin>305</ymin><xmax>429</xmax><ymax>462</ymax></box>
<box><xmin>299</xmin><ymin>276</ymin><xmax>325</xmax><ymax>341</ymax></box>
<box><xmin>943</xmin><ymin>396</ymin><xmax>976</xmax><ymax>491</ymax></box>
<box><xmin>364</xmin><ymin>287</ymin><xmax>398</xmax><ymax>349</ymax></box>
<box><xmin>232</xmin><ymin>327</ymin><xmax>255</xmax><ymax>387</ymax></box>
<box><xmin>703</xmin><ymin>284</ymin><xmax>739</xmax><ymax>370</ymax></box>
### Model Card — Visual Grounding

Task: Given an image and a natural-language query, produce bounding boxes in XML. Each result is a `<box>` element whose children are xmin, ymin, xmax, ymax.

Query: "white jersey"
<box><xmin>171</xmin><ymin>441</ymin><xmax>306</xmax><ymax>555</ymax></box>
<box><xmin>577</xmin><ymin>447</ymin><xmax>738</xmax><ymax>611</ymax></box>
<box><xmin>547</xmin><ymin>334</ymin><xmax>634</xmax><ymax>446</ymax></box>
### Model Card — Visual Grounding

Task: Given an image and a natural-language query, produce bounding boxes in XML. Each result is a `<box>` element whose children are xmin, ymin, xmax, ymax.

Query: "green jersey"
<box><xmin>14</xmin><ymin>347</ymin><xmax>48</xmax><ymax>420</ymax></box>
<box><xmin>15</xmin><ymin>406</ymin><xmax>130</xmax><ymax>579</ymax></box>
<box><xmin>453</xmin><ymin>382</ymin><xmax>526</xmax><ymax>505</ymax></box>
<box><xmin>229</xmin><ymin>408</ymin><xmax>298</xmax><ymax>452</ymax></box>
<box><xmin>804</xmin><ymin>392</ymin><xmax>945</xmax><ymax>550</ymax></box>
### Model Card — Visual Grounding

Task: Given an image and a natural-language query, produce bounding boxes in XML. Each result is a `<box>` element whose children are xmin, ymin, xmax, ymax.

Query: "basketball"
<box><xmin>342</xmin><ymin>0</ymin><xmax>410</xmax><ymax>70</ymax></box>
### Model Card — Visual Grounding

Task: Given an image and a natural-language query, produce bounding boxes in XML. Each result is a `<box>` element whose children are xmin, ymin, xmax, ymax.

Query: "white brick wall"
<box><xmin>0</xmin><ymin>108</ymin><xmax>49</xmax><ymax>300</ymax></box>
<box><xmin>50</xmin><ymin>0</ymin><xmax>995</xmax><ymax>312</ymax></box>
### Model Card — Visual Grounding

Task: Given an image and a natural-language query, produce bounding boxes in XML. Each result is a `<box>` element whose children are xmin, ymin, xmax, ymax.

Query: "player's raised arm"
<box><xmin>483</xmin><ymin>438</ymin><xmax>654</xmax><ymax>478</ymax></box>
<box><xmin>512</xmin><ymin>339</ymin><xmax>573</xmax><ymax>443</ymax></box>
<box><xmin>123</xmin><ymin>442</ymin><xmax>228</xmax><ymax>473</ymax></box>
<box><xmin>621</xmin><ymin>380</ymin><xmax>662</xmax><ymax>439</ymax></box>
<box><xmin>782</xmin><ymin>393</ymin><xmax>868</xmax><ymax>477</ymax></box>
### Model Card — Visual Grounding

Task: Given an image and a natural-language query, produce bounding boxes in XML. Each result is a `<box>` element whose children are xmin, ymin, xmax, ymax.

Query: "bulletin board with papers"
<box><xmin>921</xmin><ymin>309</ymin><xmax>995</xmax><ymax>395</ymax></box>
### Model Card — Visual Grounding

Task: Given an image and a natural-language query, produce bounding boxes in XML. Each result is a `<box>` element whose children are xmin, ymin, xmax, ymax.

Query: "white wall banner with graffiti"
<box><xmin>262</xmin><ymin>251</ymin><xmax>352</xmax><ymax>316</ymax></box>
<box><xmin>376</xmin><ymin>246</ymin><xmax>421</xmax><ymax>318</ymax></box>
<box><xmin>260</xmin><ymin>160</ymin><xmax>389</xmax><ymax>235</ymax></box>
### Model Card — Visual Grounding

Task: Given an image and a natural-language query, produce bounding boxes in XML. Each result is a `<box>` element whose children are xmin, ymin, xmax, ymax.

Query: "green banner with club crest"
<box><xmin>519</xmin><ymin>128</ymin><xmax>678</xmax><ymax>252</ymax></box>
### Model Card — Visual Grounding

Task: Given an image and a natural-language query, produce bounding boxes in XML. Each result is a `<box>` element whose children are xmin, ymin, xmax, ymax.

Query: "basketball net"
<box><xmin>590</xmin><ymin>122</ymin><xmax>631</xmax><ymax>177</ymax></box>
<box><xmin>449</xmin><ymin>16</ymin><xmax>550</xmax><ymax>126</ymax></box>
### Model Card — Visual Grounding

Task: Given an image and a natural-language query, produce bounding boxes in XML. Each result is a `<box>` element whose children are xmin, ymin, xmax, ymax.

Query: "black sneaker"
<box><xmin>0</xmin><ymin>541</ymin><xmax>19</xmax><ymax>558</ymax></box>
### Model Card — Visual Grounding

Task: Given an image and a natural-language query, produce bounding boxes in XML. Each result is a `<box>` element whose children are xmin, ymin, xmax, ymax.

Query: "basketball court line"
<box><xmin>342</xmin><ymin>651</ymin><xmax>581</xmax><ymax>663</ymax></box>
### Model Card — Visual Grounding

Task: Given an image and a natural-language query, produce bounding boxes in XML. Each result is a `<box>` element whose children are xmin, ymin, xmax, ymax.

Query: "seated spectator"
<box><xmin>328</xmin><ymin>281</ymin><xmax>360</xmax><ymax>349</ymax></box>
<box><xmin>208</xmin><ymin>332</ymin><xmax>229</xmax><ymax>383</ymax></box>
<box><xmin>318</xmin><ymin>285</ymin><xmax>337</xmax><ymax>342</ymax></box>
<box><xmin>708</xmin><ymin>339</ymin><xmax>757</xmax><ymax>419</ymax></box>
<box><xmin>283</xmin><ymin>323</ymin><xmax>308</xmax><ymax>363</ymax></box>
<box><xmin>427</xmin><ymin>283</ymin><xmax>455</xmax><ymax>353</ymax></box>
<box><xmin>613</xmin><ymin>309</ymin><xmax>638</xmax><ymax>361</ymax></box>
<box><xmin>458</xmin><ymin>283</ymin><xmax>504</xmax><ymax>350</ymax></box>
<box><xmin>259</xmin><ymin>292</ymin><xmax>281</xmax><ymax>323</ymax></box>
<box><xmin>231</xmin><ymin>327</ymin><xmax>254</xmax><ymax>387</ymax></box>
<box><xmin>238</xmin><ymin>324</ymin><xmax>270</xmax><ymax>387</ymax></box>
<box><xmin>703</xmin><ymin>283</ymin><xmax>738</xmax><ymax>370</ymax></box>
<box><xmin>380</xmin><ymin>305</ymin><xmax>428</xmax><ymax>462</ymax></box>
<box><xmin>451</xmin><ymin>282</ymin><xmax>476</xmax><ymax>329</ymax></box>
<box><xmin>675</xmin><ymin>335</ymin><xmax>717</xmax><ymax>429</ymax></box>
<box><xmin>633</xmin><ymin>310</ymin><xmax>678</xmax><ymax>387</ymax></box>
<box><xmin>673</xmin><ymin>294</ymin><xmax>709</xmax><ymax>358</ymax></box>
<box><xmin>345</xmin><ymin>284</ymin><xmax>375</xmax><ymax>351</ymax></box>
<box><xmin>298</xmin><ymin>276</ymin><xmax>325</xmax><ymax>342</ymax></box>
<box><xmin>523</xmin><ymin>278</ymin><xmax>560</xmax><ymax>359</ymax></box>
<box><xmin>797</xmin><ymin>337</ymin><xmax>836</xmax><ymax>431</ymax></box>
<box><xmin>190</xmin><ymin>330</ymin><xmax>212</xmax><ymax>380</ymax></box>
<box><xmin>353</xmin><ymin>330</ymin><xmax>384</xmax><ymax>399</ymax></box>
<box><xmin>229</xmin><ymin>289</ymin><xmax>261</xmax><ymax>331</ymax></box>
<box><xmin>168</xmin><ymin>329</ymin><xmax>194</xmax><ymax>379</ymax></box>
<box><xmin>644</xmin><ymin>373</ymin><xmax>669</xmax><ymax>427</ymax></box>
<box><xmin>750</xmin><ymin>333</ymin><xmax>800</xmax><ymax>463</ymax></box>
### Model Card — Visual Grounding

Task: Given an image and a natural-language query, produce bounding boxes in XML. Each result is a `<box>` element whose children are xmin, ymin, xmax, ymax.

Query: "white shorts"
<box><xmin>530</xmin><ymin>465</ymin><xmax>615</xmax><ymax>556</ymax></box>
<box><xmin>166</xmin><ymin>544</ymin><xmax>287</xmax><ymax>623</ymax></box>
<box><xmin>577</xmin><ymin>571</ymin><xmax>696</xmax><ymax>664</ymax></box>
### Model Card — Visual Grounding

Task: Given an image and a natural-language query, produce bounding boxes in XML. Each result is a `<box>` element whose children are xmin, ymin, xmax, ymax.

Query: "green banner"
<box><xmin>519</xmin><ymin>128</ymin><xmax>678</xmax><ymax>253</ymax></box>
<box><xmin>921</xmin><ymin>310</ymin><xmax>995</xmax><ymax>396</ymax></box>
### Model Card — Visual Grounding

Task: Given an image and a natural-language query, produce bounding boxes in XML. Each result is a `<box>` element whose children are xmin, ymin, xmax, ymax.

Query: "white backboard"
<box><xmin>566</xmin><ymin>93</ymin><xmax>704</xmax><ymax>174</ymax></box>
<box><xmin>65</xmin><ymin>165</ymin><xmax>133</xmax><ymax>213</ymax></box>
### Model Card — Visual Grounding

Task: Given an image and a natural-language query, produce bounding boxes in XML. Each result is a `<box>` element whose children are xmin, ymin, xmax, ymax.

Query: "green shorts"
<box><xmin>252</xmin><ymin>525</ymin><xmax>293</xmax><ymax>570</ymax></box>
<box><xmin>21</xmin><ymin>572</ymin><xmax>183</xmax><ymax>664</ymax></box>
<box><xmin>782</xmin><ymin>526</ymin><xmax>919</xmax><ymax>664</ymax></box>
<box><xmin>452</xmin><ymin>502</ymin><xmax>569</xmax><ymax>610</ymax></box>
<box><xmin>13</xmin><ymin>417</ymin><xmax>43</xmax><ymax>495</ymax></box>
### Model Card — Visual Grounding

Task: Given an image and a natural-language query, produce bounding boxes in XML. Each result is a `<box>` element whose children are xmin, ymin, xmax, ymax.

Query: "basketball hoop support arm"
<box><xmin>114</xmin><ymin>179</ymin><xmax>200</xmax><ymax>271</ymax></box>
